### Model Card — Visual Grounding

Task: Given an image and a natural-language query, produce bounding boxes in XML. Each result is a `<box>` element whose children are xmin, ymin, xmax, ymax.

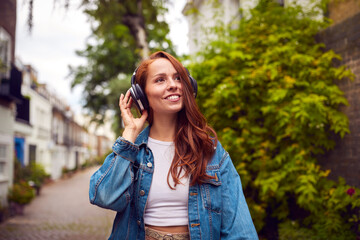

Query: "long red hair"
<box><xmin>135</xmin><ymin>51</ymin><xmax>217</xmax><ymax>187</ymax></box>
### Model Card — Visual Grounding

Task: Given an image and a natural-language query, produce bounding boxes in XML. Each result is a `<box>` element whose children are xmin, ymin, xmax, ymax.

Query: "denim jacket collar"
<box><xmin>134</xmin><ymin>125</ymin><xmax>151</xmax><ymax>147</ymax></box>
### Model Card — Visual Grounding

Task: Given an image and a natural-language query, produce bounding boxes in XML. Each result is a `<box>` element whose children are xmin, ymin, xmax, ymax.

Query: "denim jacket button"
<box><xmin>147</xmin><ymin>162</ymin><xmax>152</xmax><ymax>168</ymax></box>
<box><xmin>137</xmin><ymin>220</ymin><xmax>141</xmax><ymax>225</ymax></box>
<box><xmin>140</xmin><ymin>190</ymin><xmax>145</xmax><ymax>196</ymax></box>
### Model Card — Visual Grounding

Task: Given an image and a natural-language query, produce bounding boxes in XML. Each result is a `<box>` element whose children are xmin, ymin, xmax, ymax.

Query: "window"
<box><xmin>29</xmin><ymin>144</ymin><xmax>36</xmax><ymax>164</ymax></box>
<box><xmin>0</xmin><ymin>162</ymin><xmax>5</xmax><ymax>177</ymax></box>
<box><xmin>0</xmin><ymin>27</ymin><xmax>11</xmax><ymax>79</ymax></box>
<box><xmin>0</xmin><ymin>144</ymin><xmax>7</xmax><ymax>159</ymax></box>
<box><xmin>0</xmin><ymin>144</ymin><xmax>8</xmax><ymax>178</ymax></box>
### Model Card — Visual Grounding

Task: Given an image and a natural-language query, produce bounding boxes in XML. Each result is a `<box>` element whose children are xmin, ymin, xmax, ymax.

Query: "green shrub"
<box><xmin>62</xmin><ymin>166</ymin><xmax>69</xmax><ymax>175</ymax></box>
<box><xmin>14</xmin><ymin>160</ymin><xmax>49</xmax><ymax>187</ymax></box>
<box><xmin>28</xmin><ymin>163</ymin><xmax>49</xmax><ymax>187</ymax></box>
<box><xmin>13</xmin><ymin>159</ymin><xmax>31</xmax><ymax>184</ymax></box>
<box><xmin>190</xmin><ymin>0</ymin><xmax>360</xmax><ymax>238</ymax></box>
<box><xmin>7</xmin><ymin>181</ymin><xmax>35</xmax><ymax>205</ymax></box>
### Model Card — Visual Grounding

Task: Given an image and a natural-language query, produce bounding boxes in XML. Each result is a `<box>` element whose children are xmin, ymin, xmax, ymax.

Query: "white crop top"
<box><xmin>144</xmin><ymin>137</ymin><xmax>189</xmax><ymax>226</ymax></box>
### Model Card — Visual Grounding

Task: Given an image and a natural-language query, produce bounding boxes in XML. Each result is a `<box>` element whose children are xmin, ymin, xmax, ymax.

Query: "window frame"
<box><xmin>0</xmin><ymin>26</ymin><xmax>11</xmax><ymax>79</ymax></box>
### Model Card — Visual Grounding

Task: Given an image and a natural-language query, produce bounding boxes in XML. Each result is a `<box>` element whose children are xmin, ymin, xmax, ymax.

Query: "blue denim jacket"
<box><xmin>89</xmin><ymin>126</ymin><xmax>258</xmax><ymax>240</ymax></box>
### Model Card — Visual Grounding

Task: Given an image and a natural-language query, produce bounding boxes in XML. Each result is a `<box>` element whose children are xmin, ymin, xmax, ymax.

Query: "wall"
<box><xmin>327</xmin><ymin>0</ymin><xmax>360</xmax><ymax>24</ymax></box>
<box><xmin>0</xmin><ymin>103</ymin><xmax>14</xmax><ymax>207</ymax></box>
<box><xmin>21</xmin><ymin>83</ymin><xmax>52</xmax><ymax>174</ymax></box>
<box><xmin>0</xmin><ymin>0</ymin><xmax>17</xmax><ymax>208</ymax></box>
<box><xmin>183</xmin><ymin>0</ymin><xmax>240</xmax><ymax>53</ymax></box>
<box><xmin>0</xmin><ymin>0</ymin><xmax>16</xmax><ymax>62</ymax></box>
<box><xmin>317</xmin><ymin>0</ymin><xmax>360</xmax><ymax>187</ymax></box>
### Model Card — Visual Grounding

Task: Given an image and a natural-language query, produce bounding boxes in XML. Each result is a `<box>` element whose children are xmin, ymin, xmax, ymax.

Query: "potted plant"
<box><xmin>28</xmin><ymin>163</ymin><xmax>49</xmax><ymax>195</ymax></box>
<box><xmin>7</xmin><ymin>181</ymin><xmax>35</xmax><ymax>215</ymax></box>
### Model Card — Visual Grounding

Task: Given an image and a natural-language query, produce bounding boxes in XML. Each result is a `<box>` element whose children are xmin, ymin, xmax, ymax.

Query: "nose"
<box><xmin>167</xmin><ymin>78</ymin><xmax>178</xmax><ymax>91</ymax></box>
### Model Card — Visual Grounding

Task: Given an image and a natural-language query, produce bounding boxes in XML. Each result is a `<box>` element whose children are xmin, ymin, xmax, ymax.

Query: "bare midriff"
<box><xmin>145</xmin><ymin>225</ymin><xmax>189</xmax><ymax>233</ymax></box>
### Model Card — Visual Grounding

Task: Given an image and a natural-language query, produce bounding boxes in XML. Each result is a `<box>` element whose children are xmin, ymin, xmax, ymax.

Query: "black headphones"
<box><xmin>129</xmin><ymin>67</ymin><xmax>197</xmax><ymax>113</ymax></box>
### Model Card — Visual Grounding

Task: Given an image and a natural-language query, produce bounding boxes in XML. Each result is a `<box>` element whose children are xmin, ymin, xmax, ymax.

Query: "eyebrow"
<box><xmin>151</xmin><ymin>72</ymin><xmax>179</xmax><ymax>78</ymax></box>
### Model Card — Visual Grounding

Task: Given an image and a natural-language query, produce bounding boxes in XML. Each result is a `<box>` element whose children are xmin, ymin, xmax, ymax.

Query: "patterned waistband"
<box><xmin>145</xmin><ymin>227</ymin><xmax>190</xmax><ymax>240</ymax></box>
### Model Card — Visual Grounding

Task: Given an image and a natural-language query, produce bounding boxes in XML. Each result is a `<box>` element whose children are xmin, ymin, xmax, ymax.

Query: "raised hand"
<box><xmin>119</xmin><ymin>90</ymin><xmax>148</xmax><ymax>143</ymax></box>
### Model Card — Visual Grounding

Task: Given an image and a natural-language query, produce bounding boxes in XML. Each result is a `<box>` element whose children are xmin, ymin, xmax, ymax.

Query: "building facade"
<box><xmin>183</xmin><ymin>0</ymin><xmax>241</xmax><ymax>54</ymax></box>
<box><xmin>75</xmin><ymin>110</ymin><xmax>115</xmax><ymax>160</ymax></box>
<box><xmin>16</xmin><ymin>65</ymin><xmax>52</xmax><ymax>174</ymax></box>
<box><xmin>14</xmin><ymin>64</ymin><xmax>95</xmax><ymax>180</ymax></box>
<box><xmin>0</xmin><ymin>0</ymin><xmax>115</xmax><ymax>207</ymax></box>
<box><xmin>317</xmin><ymin>0</ymin><xmax>360</xmax><ymax>187</ymax></box>
<box><xmin>0</xmin><ymin>0</ymin><xmax>20</xmax><ymax>207</ymax></box>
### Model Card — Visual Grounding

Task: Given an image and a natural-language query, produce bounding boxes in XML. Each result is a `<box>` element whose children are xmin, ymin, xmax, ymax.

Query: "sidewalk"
<box><xmin>0</xmin><ymin>167</ymin><xmax>115</xmax><ymax>240</ymax></box>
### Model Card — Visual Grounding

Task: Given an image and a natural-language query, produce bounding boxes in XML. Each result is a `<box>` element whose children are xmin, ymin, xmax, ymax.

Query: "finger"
<box><xmin>124</xmin><ymin>89</ymin><xmax>131</xmax><ymax>103</ymax></box>
<box><xmin>119</xmin><ymin>94</ymin><xmax>124</xmax><ymax>107</ymax></box>
<box><xmin>119</xmin><ymin>93</ymin><xmax>129</xmax><ymax>114</ymax></box>
<box><xmin>126</xmin><ymin>96</ymin><xmax>133</xmax><ymax>109</ymax></box>
<box><xmin>140</xmin><ymin>110</ymin><xmax>148</xmax><ymax>121</ymax></box>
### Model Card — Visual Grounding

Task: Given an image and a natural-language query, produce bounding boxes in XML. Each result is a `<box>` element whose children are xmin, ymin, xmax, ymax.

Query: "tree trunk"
<box><xmin>122</xmin><ymin>0</ymin><xmax>150</xmax><ymax>60</ymax></box>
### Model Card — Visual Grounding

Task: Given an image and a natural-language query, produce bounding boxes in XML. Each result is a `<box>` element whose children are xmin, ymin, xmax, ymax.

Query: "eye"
<box><xmin>155</xmin><ymin>77</ymin><xmax>165</xmax><ymax>83</ymax></box>
<box><xmin>174</xmin><ymin>75</ymin><xmax>181</xmax><ymax>81</ymax></box>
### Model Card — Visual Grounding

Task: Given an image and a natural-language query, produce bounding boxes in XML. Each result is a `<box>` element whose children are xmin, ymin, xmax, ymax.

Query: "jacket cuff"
<box><xmin>112</xmin><ymin>136</ymin><xmax>139</xmax><ymax>161</ymax></box>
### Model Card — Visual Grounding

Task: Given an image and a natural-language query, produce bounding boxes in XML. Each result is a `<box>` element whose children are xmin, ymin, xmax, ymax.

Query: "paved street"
<box><xmin>0</xmin><ymin>167</ymin><xmax>115</xmax><ymax>240</ymax></box>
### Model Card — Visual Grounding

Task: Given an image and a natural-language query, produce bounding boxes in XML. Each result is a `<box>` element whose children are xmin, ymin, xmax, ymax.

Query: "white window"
<box><xmin>0</xmin><ymin>27</ymin><xmax>11</xmax><ymax>79</ymax></box>
<box><xmin>0</xmin><ymin>143</ymin><xmax>8</xmax><ymax>179</ymax></box>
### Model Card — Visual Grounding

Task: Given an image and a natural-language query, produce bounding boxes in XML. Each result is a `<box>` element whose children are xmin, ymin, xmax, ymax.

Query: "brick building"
<box><xmin>317</xmin><ymin>0</ymin><xmax>360</xmax><ymax>187</ymax></box>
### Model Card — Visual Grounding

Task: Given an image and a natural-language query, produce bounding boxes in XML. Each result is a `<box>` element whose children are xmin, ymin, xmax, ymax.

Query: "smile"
<box><xmin>165</xmin><ymin>95</ymin><xmax>180</xmax><ymax>100</ymax></box>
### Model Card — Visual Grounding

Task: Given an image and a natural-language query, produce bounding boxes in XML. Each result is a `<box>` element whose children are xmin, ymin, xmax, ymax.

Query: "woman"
<box><xmin>89</xmin><ymin>51</ymin><xmax>258</xmax><ymax>240</ymax></box>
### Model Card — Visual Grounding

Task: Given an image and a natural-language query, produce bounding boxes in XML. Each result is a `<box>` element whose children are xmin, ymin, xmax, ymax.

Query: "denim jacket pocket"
<box><xmin>200</xmin><ymin>169</ymin><xmax>222</xmax><ymax>213</ymax></box>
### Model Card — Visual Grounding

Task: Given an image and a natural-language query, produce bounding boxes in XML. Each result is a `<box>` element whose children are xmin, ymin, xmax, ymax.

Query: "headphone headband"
<box><xmin>131</xmin><ymin>67</ymin><xmax>138</xmax><ymax>86</ymax></box>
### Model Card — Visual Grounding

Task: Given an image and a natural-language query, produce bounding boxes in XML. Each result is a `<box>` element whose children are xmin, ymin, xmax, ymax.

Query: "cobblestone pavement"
<box><xmin>0</xmin><ymin>167</ymin><xmax>115</xmax><ymax>240</ymax></box>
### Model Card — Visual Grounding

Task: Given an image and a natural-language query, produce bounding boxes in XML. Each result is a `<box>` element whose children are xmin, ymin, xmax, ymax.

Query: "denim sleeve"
<box><xmin>89</xmin><ymin>136</ymin><xmax>138</xmax><ymax>212</ymax></box>
<box><xmin>220</xmin><ymin>154</ymin><xmax>259</xmax><ymax>240</ymax></box>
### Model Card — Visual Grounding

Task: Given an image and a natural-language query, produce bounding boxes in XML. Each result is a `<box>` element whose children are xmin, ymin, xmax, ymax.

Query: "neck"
<box><xmin>149</xmin><ymin>113</ymin><xmax>177</xmax><ymax>142</ymax></box>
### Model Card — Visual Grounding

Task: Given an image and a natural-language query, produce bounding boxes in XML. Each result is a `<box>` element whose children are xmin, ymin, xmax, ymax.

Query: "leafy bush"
<box><xmin>28</xmin><ymin>163</ymin><xmax>49</xmax><ymax>187</ymax></box>
<box><xmin>14</xmin><ymin>160</ymin><xmax>49</xmax><ymax>187</ymax></box>
<box><xmin>7</xmin><ymin>181</ymin><xmax>35</xmax><ymax>205</ymax></box>
<box><xmin>61</xmin><ymin>166</ymin><xmax>77</xmax><ymax>177</ymax></box>
<box><xmin>190</xmin><ymin>0</ymin><xmax>360</xmax><ymax>239</ymax></box>
<box><xmin>14</xmin><ymin>159</ymin><xmax>31</xmax><ymax>184</ymax></box>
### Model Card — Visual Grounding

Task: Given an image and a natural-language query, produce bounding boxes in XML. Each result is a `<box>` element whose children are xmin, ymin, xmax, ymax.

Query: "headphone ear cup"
<box><xmin>185</xmin><ymin>68</ymin><xmax>198</xmax><ymax>98</ymax></box>
<box><xmin>135</xmin><ymin>84</ymin><xmax>149</xmax><ymax>111</ymax></box>
<box><xmin>189</xmin><ymin>75</ymin><xmax>198</xmax><ymax>98</ymax></box>
<box><xmin>129</xmin><ymin>67</ymin><xmax>149</xmax><ymax>113</ymax></box>
<box><xmin>129</xmin><ymin>86</ymin><xmax>142</xmax><ymax>111</ymax></box>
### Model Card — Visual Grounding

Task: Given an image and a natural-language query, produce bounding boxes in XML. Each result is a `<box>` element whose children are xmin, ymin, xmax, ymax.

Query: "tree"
<box><xmin>23</xmin><ymin>0</ymin><xmax>176</xmax><ymax>132</ymax></box>
<box><xmin>24</xmin><ymin>0</ymin><xmax>71</xmax><ymax>32</ymax></box>
<box><xmin>190</xmin><ymin>1</ymin><xmax>360</xmax><ymax>239</ymax></box>
<box><xmin>68</xmin><ymin>0</ymin><xmax>176</xmax><ymax>133</ymax></box>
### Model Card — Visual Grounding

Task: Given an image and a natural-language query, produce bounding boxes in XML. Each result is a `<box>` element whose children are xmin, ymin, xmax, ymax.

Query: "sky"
<box><xmin>15</xmin><ymin>0</ymin><xmax>188</xmax><ymax>114</ymax></box>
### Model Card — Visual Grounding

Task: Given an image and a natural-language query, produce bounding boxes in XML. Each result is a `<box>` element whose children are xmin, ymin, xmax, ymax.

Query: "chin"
<box><xmin>163</xmin><ymin>107</ymin><xmax>183</xmax><ymax>115</ymax></box>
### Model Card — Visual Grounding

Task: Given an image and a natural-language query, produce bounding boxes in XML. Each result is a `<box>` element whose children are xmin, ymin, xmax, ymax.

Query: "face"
<box><xmin>145</xmin><ymin>58</ymin><xmax>183</xmax><ymax>116</ymax></box>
